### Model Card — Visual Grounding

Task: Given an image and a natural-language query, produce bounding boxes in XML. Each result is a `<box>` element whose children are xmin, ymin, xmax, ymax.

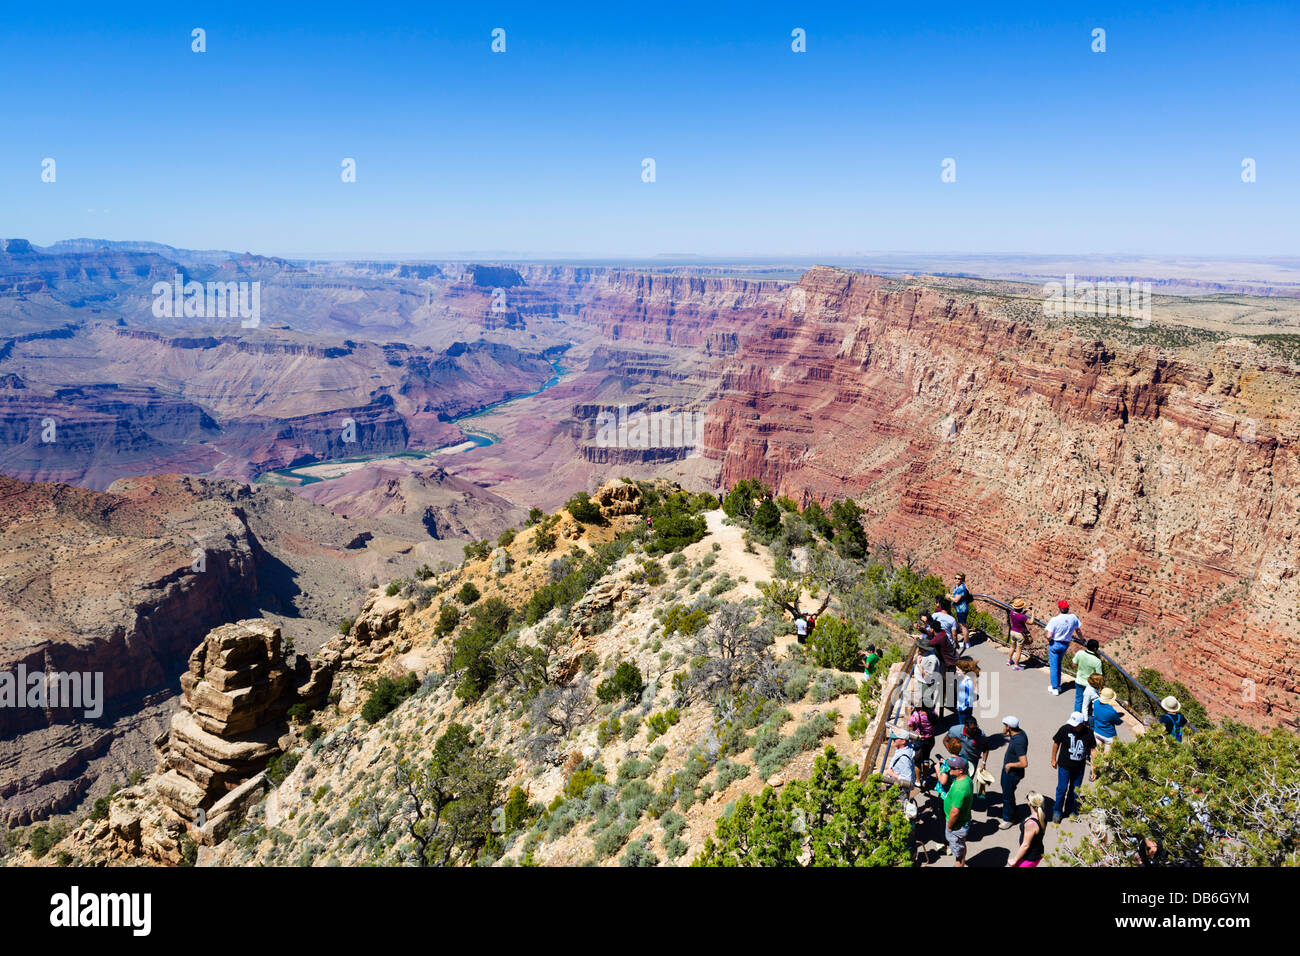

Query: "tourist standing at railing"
<box><xmin>1072</xmin><ymin>639</ymin><xmax>1104</xmax><ymax>712</ymax></box>
<box><xmin>1008</xmin><ymin>792</ymin><xmax>1047</xmax><ymax>867</ymax></box>
<box><xmin>907</xmin><ymin>701</ymin><xmax>938</xmax><ymax>784</ymax></box>
<box><xmin>1044</xmin><ymin>600</ymin><xmax>1083</xmax><ymax>696</ymax></box>
<box><xmin>949</xmin><ymin>573</ymin><xmax>972</xmax><ymax>652</ymax></box>
<box><xmin>998</xmin><ymin>716</ymin><xmax>1029</xmax><ymax>829</ymax></box>
<box><xmin>1159</xmin><ymin>696</ymin><xmax>1188</xmax><ymax>741</ymax></box>
<box><xmin>1007</xmin><ymin>598</ymin><xmax>1030</xmax><ymax>670</ymax></box>
<box><xmin>927</xmin><ymin>611</ymin><xmax>960</xmax><ymax>714</ymax></box>
<box><xmin>1050</xmin><ymin>712</ymin><xmax>1096</xmax><ymax>823</ymax></box>
<box><xmin>882</xmin><ymin>732</ymin><xmax>916</xmax><ymax>788</ymax></box>
<box><xmin>1081</xmin><ymin>673</ymin><xmax>1104</xmax><ymax>724</ymax></box>
<box><xmin>1090</xmin><ymin>688</ymin><xmax>1124</xmax><ymax>776</ymax></box>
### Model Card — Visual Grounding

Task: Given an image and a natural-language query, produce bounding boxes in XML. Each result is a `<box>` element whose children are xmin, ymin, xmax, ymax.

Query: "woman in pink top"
<box><xmin>1007</xmin><ymin>598</ymin><xmax>1030</xmax><ymax>671</ymax></box>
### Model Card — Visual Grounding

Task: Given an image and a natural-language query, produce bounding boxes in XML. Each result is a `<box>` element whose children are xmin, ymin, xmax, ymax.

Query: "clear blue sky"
<box><xmin>3</xmin><ymin>1</ymin><xmax>1296</xmax><ymax>258</ymax></box>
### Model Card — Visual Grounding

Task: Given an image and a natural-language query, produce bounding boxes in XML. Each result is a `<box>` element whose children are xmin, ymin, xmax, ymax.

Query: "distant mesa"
<box><xmin>2</xmin><ymin>238</ymin><xmax>35</xmax><ymax>255</ymax></box>
<box><xmin>468</xmin><ymin>264</ymin><xmax>525</xmax><ymax>288</ymax></box>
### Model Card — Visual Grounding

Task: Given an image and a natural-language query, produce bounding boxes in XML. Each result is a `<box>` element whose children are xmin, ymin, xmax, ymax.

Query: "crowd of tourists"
<box><xmin>874</xmin><ymin>578</ymin><xmax>1187</xmax><ymax>867</ymax></box>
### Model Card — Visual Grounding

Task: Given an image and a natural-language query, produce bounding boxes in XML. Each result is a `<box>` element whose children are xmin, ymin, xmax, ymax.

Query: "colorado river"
<box><xmin>257</xmin><ymin>358</ymin><xmax>567</xmax><ymax>487</ymax></box>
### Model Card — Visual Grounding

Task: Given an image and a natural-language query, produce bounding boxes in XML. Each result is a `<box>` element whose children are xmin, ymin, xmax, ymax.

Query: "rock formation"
<box><xmin>153</xmin><ymin>619</ymin><xmax>329</xmax><ymax>842</ymax></box>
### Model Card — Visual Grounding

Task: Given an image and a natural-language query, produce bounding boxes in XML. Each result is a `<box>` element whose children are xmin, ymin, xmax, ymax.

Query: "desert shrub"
<box><xmin>664</xmin><ymin>835</ymin><xmax>689</xmax><ymax>859</ymax></box>
<box><xmin>564</xmin><ymin>767</ymin><xmax>606</xmax><ymax>800</ymax></box>
<box><xmin>338</xmin><ymin>617</ymin><xmax>355</xmax><ymax>635</ymax></box>
<box><xmin>646</xmin><ymin>707</ymin><xmax>680</xmax><ymax>741</ymax></box>
<box><xmin>597</xmin><ymin>661</ymin><xmax>644</xmax><ymax>704</ymax></box>
<box><xmin>361</xmin><ymin>672</ymin><xmax>420</xmax><ymax>723</ymax></box>
<box><xmin>385</xmin><ymin>580</ymin><xmax>403</xmax><ymax>597</ymax></box>
<box><xmin>662</xmin><ymin>604</ymin><xmax>708</xmax><ymax>638</ymax></box>
<box><xmin>265</xmin><ymin>751</ymin><xmax>301</xmax><ymax>786</ymax></box>
<box><xmin>503</xmin><ymin>786</ymin><xmax>540</xmax><ymax>833</ymax></box>
<box><xmin>525</xmin><ymin>507</ymin><xmax>545</xmax><ymax>526</ymax></box>
<box><xmin>457</xmin><ymin>581</ymin><xmax>481</xmax><ymax>605</ymax></box>
<box><xmin>660</xmin><ymin>810</ymin><xmax>687</xmax><ymax>839</ymax></box>
<box><xmin>713</xmin><ymin>758</ymin><xmax>751</xmax><ymax>791</ymax></box>
<box><xmin>668</xmin><ymin>553</ymin><xmax>686</xmax><ymax>568</ymax></box>
<box><xmin>754</xmin><ymin>711</ymin><xmax>836</xmax><ymax>779</ymax></box>
<box><xmin>807</xmin><ymin>614</ymin><xmax>861</xmax><ymax>671</ymax></box>
<box><xmin>302</xmin><ymin>723</ymin><xmax>324</xmax><ymax>743</ymax></box>
<box><xmin>532</xmin><ymin>528</ymin><xmax>557</xmax><ymax>553</ymax></box>
<box><xmin>565</xmin><ymin>492</ymin><xmax>605</xmax><ymax>525</ymax></box>
<box><xmin>621</xmin><ymin>715</ymin><xmax>641</xmax><ymax>741</ymax></box>
<box><xmin>620</xmin><ymin>835</ymin><xmax>659</xmax><ymax>867</ymax></box>
<box><xmin>597</xmin><ymin>717</ymin><xmax>622</xmax><ymax>746</ymax></box>
<box><xmin>617</xmin><ymin>758</ymin><xmax>654</xmax><ymax>784</ymax></box>
<box><xmin>497</xmin><ymin>528</ymin><xmax>517</xmax><ymax>548</ymax></box>
<box><xmin>593</xmin><ymin>820</ymin><xmax>637</xmax><ymax>859</ymax></box>
<box><xmin>434</xmin><ymin>602</ymin><xmax>460</xmax><ymax>637</ymax></box>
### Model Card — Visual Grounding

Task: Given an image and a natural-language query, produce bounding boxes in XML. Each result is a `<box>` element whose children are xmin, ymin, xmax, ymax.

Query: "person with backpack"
<box><xmin>882</xmin><ymin>732</ymin><xmax>916</xmax><ymax>788</ymax></box>
<box><xmin>1044</xmin><ymin>599</ymin><xmax>1083</xmax><ymax>696</ymax></box>
<box><xmin>1051</xmin><ymin>711</ymin><xmax>1096</xmax><ymax>822</ymax></box>
<box><xmin>1159</xmin><ymin>696</ymin><xmax>1188</xmax><ymax>741</ymax></box>
<box><xmin>1008</xmin><ymin>792</ymin><xmax>1047</xmax><ymax>867</ymax></box>
<box><xmin>1071</xmin><ymin>639</ymin><xmax>1104</xmax><ymax>713</ymax></box>
<box><xmin>1090</xmin><ymin>687</ymin><xmax>1125</xmax><ymax>774</ymax></box>
<box><xmin>949</xmin><ymin>573</ymin><xmax>972</xmax><ymax>651</ymax></box>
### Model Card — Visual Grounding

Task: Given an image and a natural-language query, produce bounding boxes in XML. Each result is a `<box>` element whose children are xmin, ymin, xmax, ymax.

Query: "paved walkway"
<box><xmin>904</xmin><ymin>635</ymin><xmax>1134</xmax><ymax>867</ymax></box>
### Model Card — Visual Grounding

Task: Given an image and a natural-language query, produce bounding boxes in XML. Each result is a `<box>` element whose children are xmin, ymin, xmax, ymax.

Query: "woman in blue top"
<box><xmin>1090</xmin><ymin>686</ymin><xmax>1124</xmax><ymax>779</ymax></box>
<box><xmin>950</xmin><ymin>573</ymin><xmax>972</xmax><ymax>652</ymax></box>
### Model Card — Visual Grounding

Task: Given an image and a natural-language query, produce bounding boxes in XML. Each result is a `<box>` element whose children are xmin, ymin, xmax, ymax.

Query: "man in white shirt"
<box><xmin>794</xmin><ymin>615</ymin><xmax>809</xmax><ymax>642</ymax></box>
<box><xmin>1044</xmin><ymin>599</ymin><xmax>1083</xmax><ymax>696</ymax></box>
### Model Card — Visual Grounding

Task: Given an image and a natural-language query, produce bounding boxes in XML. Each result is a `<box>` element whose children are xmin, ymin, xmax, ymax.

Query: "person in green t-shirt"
<box><xmin>940</xmin><ymin>756</ymin><xmax>974</xmax><ymax>866</ymax></box>
<box><xmin>863</xmin><ymin>644</ymin><xmax>881</xmax><ymax>677</ymax></box>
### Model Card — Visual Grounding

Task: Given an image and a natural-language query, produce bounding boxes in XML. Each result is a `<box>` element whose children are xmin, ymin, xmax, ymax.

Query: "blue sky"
<box><xmin>2</xmin><ymin>1</ymin><xmax>1297</xmax><ymax>258</ymax></box>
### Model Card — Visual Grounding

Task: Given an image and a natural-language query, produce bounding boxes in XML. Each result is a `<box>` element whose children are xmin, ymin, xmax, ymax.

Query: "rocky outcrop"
<box><xmin>153</xmin><ymin>619</ymin><xmax>330</xmax><ymax>843</ymax></box>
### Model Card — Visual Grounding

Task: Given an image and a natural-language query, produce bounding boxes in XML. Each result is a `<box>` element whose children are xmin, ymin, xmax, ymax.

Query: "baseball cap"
<box><xmin>947</xmin><ymin>756</ymin><xmax>968</xmax><ymax>772</ymax></box>
<box><xmin>1058</xmin><ymin>599</ymin><xmax>1070</xmax><ymax>611</ymax></box>
<box><xmin>1067</xmin><ymin>711</ymin><xmax>1085</xmax><ymax>727</ymax></box>
<box><xmin>1002</xmin><ymin>715</ymin><xmax>1020</xmax><ymax>729</ymax></box>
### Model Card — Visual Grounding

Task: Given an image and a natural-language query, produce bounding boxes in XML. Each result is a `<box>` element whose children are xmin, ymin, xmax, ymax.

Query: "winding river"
<box><xmin>257</xmin><ymin>358</ymin><xmax>568</xmax><ymax>487</ymax></box>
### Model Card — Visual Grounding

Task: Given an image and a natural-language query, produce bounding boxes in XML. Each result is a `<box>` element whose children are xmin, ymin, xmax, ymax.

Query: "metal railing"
<box><xmin>969</xmin><ymin>593</ymin><xmax>1197</xmax><ymax>736</ymax></box>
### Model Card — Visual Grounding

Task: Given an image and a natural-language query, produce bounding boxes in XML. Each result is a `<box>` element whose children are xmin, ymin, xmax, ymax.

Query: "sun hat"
<box><xmin>1058</xmin><ymin>599</ymin><xmax>1070</xmax><ymax>611</ymax></box>
<box><xmin>1003</xmin><ymin>715</ymin><xmax>1020</xmax><ymax>729</ymax></box>
<box><xmin>1099</xmin><ymin>687</ymin><xmax>1117</xmax><ymax>704</ymax></box>
<box><xmin>1161</xmin><ymin>696</ymin><xmax>1181</xmax><ymax>714</ymax></box>
<box><xmin>1067</xmin><ymin>711</ymin><xmax>1085</xmax><ymax>727</ymax></box>
<box><xmin>1012</xmin><ymin>598</ymin><xmax>1026</xmax><ymax>611</ymax></box>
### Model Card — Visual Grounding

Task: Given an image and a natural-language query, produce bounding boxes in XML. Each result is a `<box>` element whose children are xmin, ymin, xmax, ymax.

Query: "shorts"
<box><xmin>946</xmin><ymin>824</ymin><xmax>969</xmax><ymax>859</ymax></box>
<box><xmin>954</xmin><ymin>609</ymin><xmax>968</xmax><ymax>625</ymax></box>
<box><xmin>1095</xmin><ymin>733</ymin><xmax>1115</xmax><ymax>750</ymax></box>
<box><xmin>1009</xmin><ymin>632</ymin><xmax>1026</xmax><ymax>649</ymax></box>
